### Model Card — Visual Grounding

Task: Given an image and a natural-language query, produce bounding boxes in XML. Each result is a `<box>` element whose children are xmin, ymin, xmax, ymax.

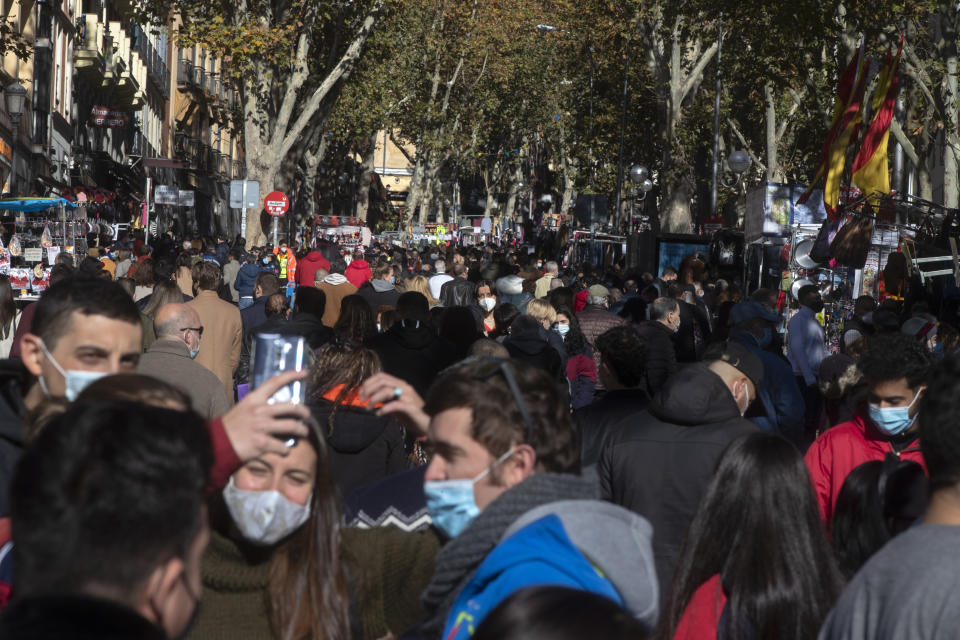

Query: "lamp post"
<box><xmin>4</xmin><ymin>82</ymin><xmax>27</xmax><ymax>197</ymax></box>
<box><xmin>628</xmin><ymin>165</ymin><xmax>654</xmax><ymax>228</ymax></box>
<box><xmin>536</xmin><ymin>24</ymin><xmax>595</xmax><ymax>139</ymax></box>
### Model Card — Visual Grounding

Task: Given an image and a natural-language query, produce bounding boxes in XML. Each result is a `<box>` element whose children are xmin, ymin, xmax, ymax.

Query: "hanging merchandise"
<box><xmin>40</xmin><ymin>224</ymin><xmax>53</xmax><ymax>248</ymax></box>
<box><xmin>830</xmin><ymin>214</ymin><xmax>874</xmax><ymax>268</ymax></box>
<box><xmin>8</xmin><ymin>235</ymin><xmax>22</xmax><ymax>258</ymax></box>
<box><xmin>31</xmin><ymin>263</ymin><xmax>50</xmax><ymax>293</ymax></box>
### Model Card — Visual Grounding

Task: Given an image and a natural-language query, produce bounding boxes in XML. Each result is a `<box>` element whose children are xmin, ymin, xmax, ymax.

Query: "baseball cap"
<box><xmin>729</xmin><ymin>301</ymin><xmax>778</xmax><ymax>326</ymax></box>
<box><xmin>587</xmin><ymin>284</ymin><xmax>610</xmax><ymax>298</ymax></box>
<box><xmin>707</xmin><ymin>341</ymin><xmax>765</xmax><ymax>389</ymax></box>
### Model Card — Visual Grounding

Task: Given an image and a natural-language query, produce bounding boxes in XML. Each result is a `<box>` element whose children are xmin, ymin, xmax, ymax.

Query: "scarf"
<box><xmin>415</xmin><ymin>473</ymin><xmax>599</xmax><ymax>638</ymax></box>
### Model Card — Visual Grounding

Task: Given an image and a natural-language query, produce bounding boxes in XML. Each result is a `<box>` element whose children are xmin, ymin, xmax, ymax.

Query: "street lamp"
<box><xmin>4</xmin><ymin>81</ymin><xmax>27</xmax><ymax>197</ymax></box>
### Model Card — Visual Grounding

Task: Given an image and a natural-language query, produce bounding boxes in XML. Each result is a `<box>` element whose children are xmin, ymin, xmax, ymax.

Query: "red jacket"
<box><xmin>345</xmin><ymin>259</ymin><xmax>372</xmax><ymax>288</ymax></box>
<box><xmin>296</xmin><ymin>251</ymin><xmax>331</xmax><ymax>288</ymax></box>
<box><xmin>804</xmin><ymin>413</ymin><xmax>925</xmax><ymax>524</ymax></box>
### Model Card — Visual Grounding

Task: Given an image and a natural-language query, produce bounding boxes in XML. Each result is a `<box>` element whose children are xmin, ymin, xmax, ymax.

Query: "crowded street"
<box><xmin>1</xmin><ymin>1</ymin><xmax>960</xmax><ymax>639</ymax></box>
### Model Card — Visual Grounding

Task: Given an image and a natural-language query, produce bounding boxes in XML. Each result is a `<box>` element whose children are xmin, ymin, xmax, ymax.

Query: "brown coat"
<box><xmin>188</xmin><ymin>290</ymin><xmax>242</xmax><ymax>402</ymax></box>
<box><xmin>138</xmin><ymin>339</ymin><xmax>231</xmax><ymax>420</ymax></box>
<box><xmin>317</xmin><ymin>277</ymin><xmax>358</xmax><ymax>327</ymax></box>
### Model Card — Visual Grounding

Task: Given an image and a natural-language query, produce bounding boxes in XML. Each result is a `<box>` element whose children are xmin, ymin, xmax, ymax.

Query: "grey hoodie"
<box><xmin>502</xmin><ymin>498</ymin><xmax>659</xmax><ymax>630</ymax></box>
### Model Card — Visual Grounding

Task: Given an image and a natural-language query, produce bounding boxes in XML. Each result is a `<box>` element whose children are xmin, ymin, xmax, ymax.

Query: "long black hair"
<box><xmin>831</xmin><ymin>458</ymin><xmax>928</xmax><ymax>579</ymax></box>
<box><xmin>554</xmin><ymin>305</ymin><xmax>588</xmax><ymax>356</ymax></box>
<box><xmin>663</xmin><ymin>433</ymin><xmax>843</xmax><ymax>640</ymax></box>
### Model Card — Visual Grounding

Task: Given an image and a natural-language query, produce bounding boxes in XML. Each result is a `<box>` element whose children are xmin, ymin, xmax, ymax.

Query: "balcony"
<box><xmin>218</xmin><ymin>154</ymin><xmax>232</xmax><ymax>177</ymax></box>
<box><xmin>205</xmin><ymin>72</ymin><xmax>219</xmax><ymax>97</ymax></box>
<box><xmin>32</xmin><ymin>110</ymin><xmax>49</xmax><ymax>148</ymax></box>
<box><xmin>73</xmin><ymin>14</ymin><xmax>107</xmax><ymax>81</ymax></box>
<box><xmin>130</xmin><ymin>24</ymin><xmax>170</xmax><ymax>99</ymax></box>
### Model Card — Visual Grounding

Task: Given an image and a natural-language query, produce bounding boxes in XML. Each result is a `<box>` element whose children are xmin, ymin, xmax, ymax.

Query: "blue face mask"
<box><xmin>757</xmin><ymin>327</ymin><xmax>772</xmax><ymax>349</ymax></box>
<box><xmin>868</xmin><ymin>388</ymin><xmax>924</xmax><ymax>437</ymax></box>
<box><xmin>262</xmin><ymin>258</ymin><xmax>271</xmax><ymax>265</ymax></box>
<box><xmin>554</xmin><ymin>324</ymin><xmax>570</xmax><ymax>337</ymax></box>
<box><xmin>38</xmin><ymin>341</ymin><xmax>108</xmax><ymax>401</ymax></box>
<box><xmin>424</xmin><ymin>447</ymin><xmax>515</xmax><ymax>539</ymax></box>
<box><xmin>933</xmin><ymin>341</ymin><xmax>946</xmax><ymax>359</ymax></box>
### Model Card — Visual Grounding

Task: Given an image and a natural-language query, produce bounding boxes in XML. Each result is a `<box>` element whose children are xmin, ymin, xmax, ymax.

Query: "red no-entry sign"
<box><xmin>264</xmin><ymin>191</ymin><xmax>289</xmax><ymax>216</ymax></box>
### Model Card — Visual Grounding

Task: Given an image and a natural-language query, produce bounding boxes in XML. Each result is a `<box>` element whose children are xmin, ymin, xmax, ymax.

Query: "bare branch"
<box><xmin>726</xmin><ymin>117</ymin><xmax>767</xmax><ymax>172</ymax></box>
<box><xmin>680</xmin><ymin>41</ymin><xmax>719</xmax><ymax>103</ymax></box>
<box><xmin>889</xmin><ymin>119</ymin><xmax>920</xmax><ymax>167</ymax></box>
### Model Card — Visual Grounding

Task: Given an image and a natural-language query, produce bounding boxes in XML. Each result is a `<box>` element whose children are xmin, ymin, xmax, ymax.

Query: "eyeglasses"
<box><xmin>470</xmin><ymin>358</ymin><xmax>535</xmax><ymax>444</ymax></box>
<box><xmin>180</xmin><ymin>326</ymin><xmax>204</xmax><ymax>336</ymax></box>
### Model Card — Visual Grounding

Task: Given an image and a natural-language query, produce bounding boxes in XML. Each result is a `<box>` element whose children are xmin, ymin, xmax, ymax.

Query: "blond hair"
<box><xmin>403</xmin><ymin>274</ymin><xmax>438</xmax><ymax>306</ymax></box>
<box><xmin>526</xmin><ymin>298</ymin><xmax>557</xmax><ymax>325</ymax></box>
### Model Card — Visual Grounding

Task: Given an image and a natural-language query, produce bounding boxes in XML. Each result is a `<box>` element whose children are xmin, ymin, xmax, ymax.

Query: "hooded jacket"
<box><xmin>598</xmin><ymin>363</ymin><xmax>757</xmax><ymax>600</ymax></box>
<box><xmin>318</xmin><ymin>273</ymin><xmax>358</xmax><ymax>327</ymax></box>
<box><xmin>367</xmin><ymin>324</ymin><xmax>458</xmax><ymax>398</ymax></box>
<box><xmin>503</xmin><ymin>329</ymin><xmax>563</xmax><ymax>382</ymax></box>
<box><xmin>442</xmin><ymin>515</ymin><xmax>624</xmax><ymax>640</ymax></box>
<box><xmin>295</xmin><ymin>251</ymin><xmax>331</xmax><ymax>288</ymax></box>
<box><xmin>234</xmin><ymin>263</ymin><xmax>268</xmax><ymax>298</ymax></box>
<box><xmin>345</xmin><ymin>259</ymin><xmax>372</xmax><ymax>288</ymax></box>
<box><xmin>357</xmin><ymin>279</ymin><xmax>401</xmax><ymax>313</ymax></box>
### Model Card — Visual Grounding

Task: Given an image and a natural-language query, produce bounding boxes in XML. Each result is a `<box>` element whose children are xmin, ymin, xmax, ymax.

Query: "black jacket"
<box><xmin>675</xmin><ymin>300</ymin><xmax>711</xmax><ymax>363</ymax></box>
<box><xmin>0</xmin><ymin>359</ymin><xmax>30</xmax><ymax>518</ymax></box>
<box><xmin>598</xmin><ymin>363</ymin><xmax>756</xmax><ymax>599</ymax></box>
<box><xmin>0</xmin><ymin>594</ymin><xmax>167</xmax><ymax>640</ymax></box>
<box><xmin>573</xmin><ymin>388</ymin><xmax>650</xmax><ymax>469</ymax></box>
<box><xmin>634</xmin><ymin>320</ymin><xmax>679</xmax><ymax>396</ymax></box>
<box><xmin>439</xmin><ymin>278</ymin><xmax>475</xmax><ymax>308</ymax></box>
<box><xmin>367</xmin><ymin>324</ymin><xmax>459</xmax><ymax>397</ymax></box>
<box><xmin>357</xmin><ymin>280</ymin><xmax>401</xmax><ymax>313</ymax></box>
<box><xmin>240</xmin><ymin>296</ymin><xmax>269</xmax><ymax>340</ymax></box>
<box><xmin>503</xmin><ymin>329</ymin><xmax>563</xmax><ymax>382</ymax></box>
<box><xmin>309</xmin><ymin>400</ymin><xmax>407</xmax><ymax>496</ymax></box>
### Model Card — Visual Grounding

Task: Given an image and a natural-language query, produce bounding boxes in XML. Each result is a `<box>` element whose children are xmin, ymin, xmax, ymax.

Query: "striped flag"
<box><xmin>852</xmin><ymin>42</ymin><xmax>902</xmax><ymax>203</ymax></box>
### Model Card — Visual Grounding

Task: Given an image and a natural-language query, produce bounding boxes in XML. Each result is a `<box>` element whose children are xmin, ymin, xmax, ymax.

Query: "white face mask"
<box><xmin>38</xmin><ymin>340</ymin><xmax>108</xmax><ymax>401</ymax></box>
<box><xmin>222</xmin><ymin>476</ymin><xmax>311</xmax><ymax>546</ymax></box>
<box><xmin>479</xmin><ymin>297</ymin><xmax>496</xmax><ymax>312</ymax></box>
<box><xmin>738</xmin><ymin>382</ymin><xmax>751</xmax><ymax>417</ymax></box>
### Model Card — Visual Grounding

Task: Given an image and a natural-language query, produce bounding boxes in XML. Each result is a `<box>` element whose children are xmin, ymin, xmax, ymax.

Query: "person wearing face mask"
<box><xmin>0</xmin><ymin>402</ymin><xmax>212</xmax><ymax>640</ymax></box>
<box><xmin>728</xmin><ymin>301</ymin><xmax>805</xmax><ymax>449</ymax></box>
<box><xmin>360</xmin><ymin>358</ymin><xmax>659</xmax><ymax>639</ymax></box>
<box><xmin>804</xmin><ymin>334</ymin><xmax>930</xmax><ymax>526</ymax></box>
<box><xmin>633</xmin><ymin>297</ymin><xmax>680</xmax><ymax>397</ymax></box>
<box><xmin>138</xmin><ymin>304</ymin><xmax>230</xmax><ymax>420</ymax></box>
<box><xmin>475</xmin><ymin>280</ymin><xmax>499</xmax><ymax>336</ymax></box>
<box><xmin>598</xmin><ymin>342</ymin><xmax>761</xmax><ymax>600</ymax></box>
<box><xmin>191</xmin><ymin>417</ymin><xmax>440</xmax><ymax>640</ymax></box>
<box><xmin>788</xmin><ymin>284</ymin><xmax>831</xmax><ymax>442</ymax></box>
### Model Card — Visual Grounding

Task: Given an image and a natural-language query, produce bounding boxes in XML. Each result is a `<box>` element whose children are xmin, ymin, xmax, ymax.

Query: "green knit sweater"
<box><xmin>187</xmin><ymin>526</ymin><xmax>441</xmax><ymax>640</ymax></box>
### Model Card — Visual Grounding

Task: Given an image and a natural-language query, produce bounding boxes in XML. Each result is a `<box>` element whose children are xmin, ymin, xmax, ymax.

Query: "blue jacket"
<box><xmin>235</xmin><ymin>263</ymin><xmax>266</xmax><ymax>298</ymax></box>
<box><xmin>730</xmin><ymin>330</ymin><xmax>805</xmax><ymax>448</ymax></box>
<box><xmin>442</xmin><ymin>514</ymin><xmax>622</xmax><ymax>640</ymax></box>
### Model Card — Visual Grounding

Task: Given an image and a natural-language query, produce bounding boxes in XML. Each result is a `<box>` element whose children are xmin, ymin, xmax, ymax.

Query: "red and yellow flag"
<box><xmin>852</xmin><ymin>43</ymin><xmax>902</xmax><ymax>203</ymax></box>
<box><xmin>798</xmin><ymin>47</ymin><xmax>870</xmax><ymax>219</ymax></box>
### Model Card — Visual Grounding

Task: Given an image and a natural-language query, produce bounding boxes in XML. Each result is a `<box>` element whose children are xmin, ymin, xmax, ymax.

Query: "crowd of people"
<box><xmin>0</xmin><ymin>228</ymin><xmax>955</xmax><ymax>639</ymax></box>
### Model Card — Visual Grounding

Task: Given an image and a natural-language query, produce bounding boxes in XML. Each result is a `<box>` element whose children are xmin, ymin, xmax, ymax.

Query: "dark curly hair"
<box><xmin>857</xmin><ymin>334</ymin><xmax>931</xmax><ymax>389</ymax></box>
<box><xmin>594</xmin><ymin>326</ymin><xmax>647</xmax><ymax>388</ymax></box>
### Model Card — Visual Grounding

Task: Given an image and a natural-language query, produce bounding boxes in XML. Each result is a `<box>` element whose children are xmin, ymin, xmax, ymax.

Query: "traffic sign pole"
<box><xmin>241</xmin><ymin>180</ymin><xmax>247</xmax><ymax>240</ymax></box>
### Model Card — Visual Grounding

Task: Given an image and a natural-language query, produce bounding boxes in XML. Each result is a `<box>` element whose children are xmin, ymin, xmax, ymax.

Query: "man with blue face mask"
<box><xmin>371</xmin><ymin>358</ymin><xmax>658</xmax><ymax>639</ymax></box>
<box><xmin>805</xmin><ymin>334</ymin><xmax>930</xmax><ymax>525</ymax></box>
<box><xmin>728</xmin><ymin>301</ymin><xmax>805</xmax><ymax>448</ymax></box>
<box><xmin>138</xmin><ymin>303</ymin><xmax>230</xmax><ymax>420</ymax></box>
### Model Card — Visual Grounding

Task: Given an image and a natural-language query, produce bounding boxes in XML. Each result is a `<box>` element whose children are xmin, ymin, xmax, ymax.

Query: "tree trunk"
<box><xmin>356</xmin><ymin>137</ymin><xmax>376</xmax><ymax>222</ymax></box>
<box><xmin>764</xmin><ymin>83</ymin><xmax>778</xmax><ymax>182</ymax></box>
<box><xmin>941</xmin><ymin>7</ymin><xmax>960</xmax><ymax>209</ymax></box>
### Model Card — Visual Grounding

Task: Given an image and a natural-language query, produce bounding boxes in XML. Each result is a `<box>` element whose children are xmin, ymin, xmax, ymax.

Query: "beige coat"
<box><xmin>188</xmin><ymin>290</ymin><xmax>242</xmax><ymax>402</ymax></box>
<box><xmin>138</xmin><ymin>339</ymin><xmax>230</xmax><ymax>419</ymax></box>
<box><xmin>318</xmin><ymin>276</ymin><xmax>358</xmax><ymax>327</ymax></box>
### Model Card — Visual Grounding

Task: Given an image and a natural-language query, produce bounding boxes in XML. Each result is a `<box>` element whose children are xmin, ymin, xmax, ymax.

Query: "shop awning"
<box><xmin>0</xmin><ymin>197</ymin><xmax>78</xmax><ymax>212</ymax></box>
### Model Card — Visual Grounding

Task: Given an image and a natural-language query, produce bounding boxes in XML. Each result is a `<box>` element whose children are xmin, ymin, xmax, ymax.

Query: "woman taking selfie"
<box><xmin>188</xmin><ymin>419</ymin><xmax>439</xmax><ymax>640</ymax></box>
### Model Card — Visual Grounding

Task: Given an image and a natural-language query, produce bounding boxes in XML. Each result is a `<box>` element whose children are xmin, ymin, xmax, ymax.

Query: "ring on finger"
<box><xmin>393</xmin><ymin>386</ymin><xmax>403</xmax><ymax>400</ymax></box>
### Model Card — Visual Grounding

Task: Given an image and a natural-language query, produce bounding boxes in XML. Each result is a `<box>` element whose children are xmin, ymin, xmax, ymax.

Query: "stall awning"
<box><xmin>0</xmin><ymin>197</ymin><xmax>78</xmax><ymax>212</ymax></box>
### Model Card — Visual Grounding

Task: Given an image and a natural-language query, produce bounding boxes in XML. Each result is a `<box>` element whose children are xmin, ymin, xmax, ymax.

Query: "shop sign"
<box><xmin>88</xmin><ymin>105</ymin><xmax>130</xmax><ymax>128</ymax></box>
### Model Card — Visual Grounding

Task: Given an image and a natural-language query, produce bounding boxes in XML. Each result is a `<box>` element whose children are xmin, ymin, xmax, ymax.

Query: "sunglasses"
<box><xmin>470</xmin><ymin>357</ymin><xmax>534</xmax><ymax>444</ymax></box>
<box><xmin>180</xmin><ymin>326</ymin><xmax>204</xmax><ymax>336</ymax></box>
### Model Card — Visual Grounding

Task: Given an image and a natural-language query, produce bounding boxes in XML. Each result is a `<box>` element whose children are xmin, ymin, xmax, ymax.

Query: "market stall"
<box><xmin>0</xmin><ymin>197</ymin><xmax>83</xmax><ymax>300</ymax></box>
